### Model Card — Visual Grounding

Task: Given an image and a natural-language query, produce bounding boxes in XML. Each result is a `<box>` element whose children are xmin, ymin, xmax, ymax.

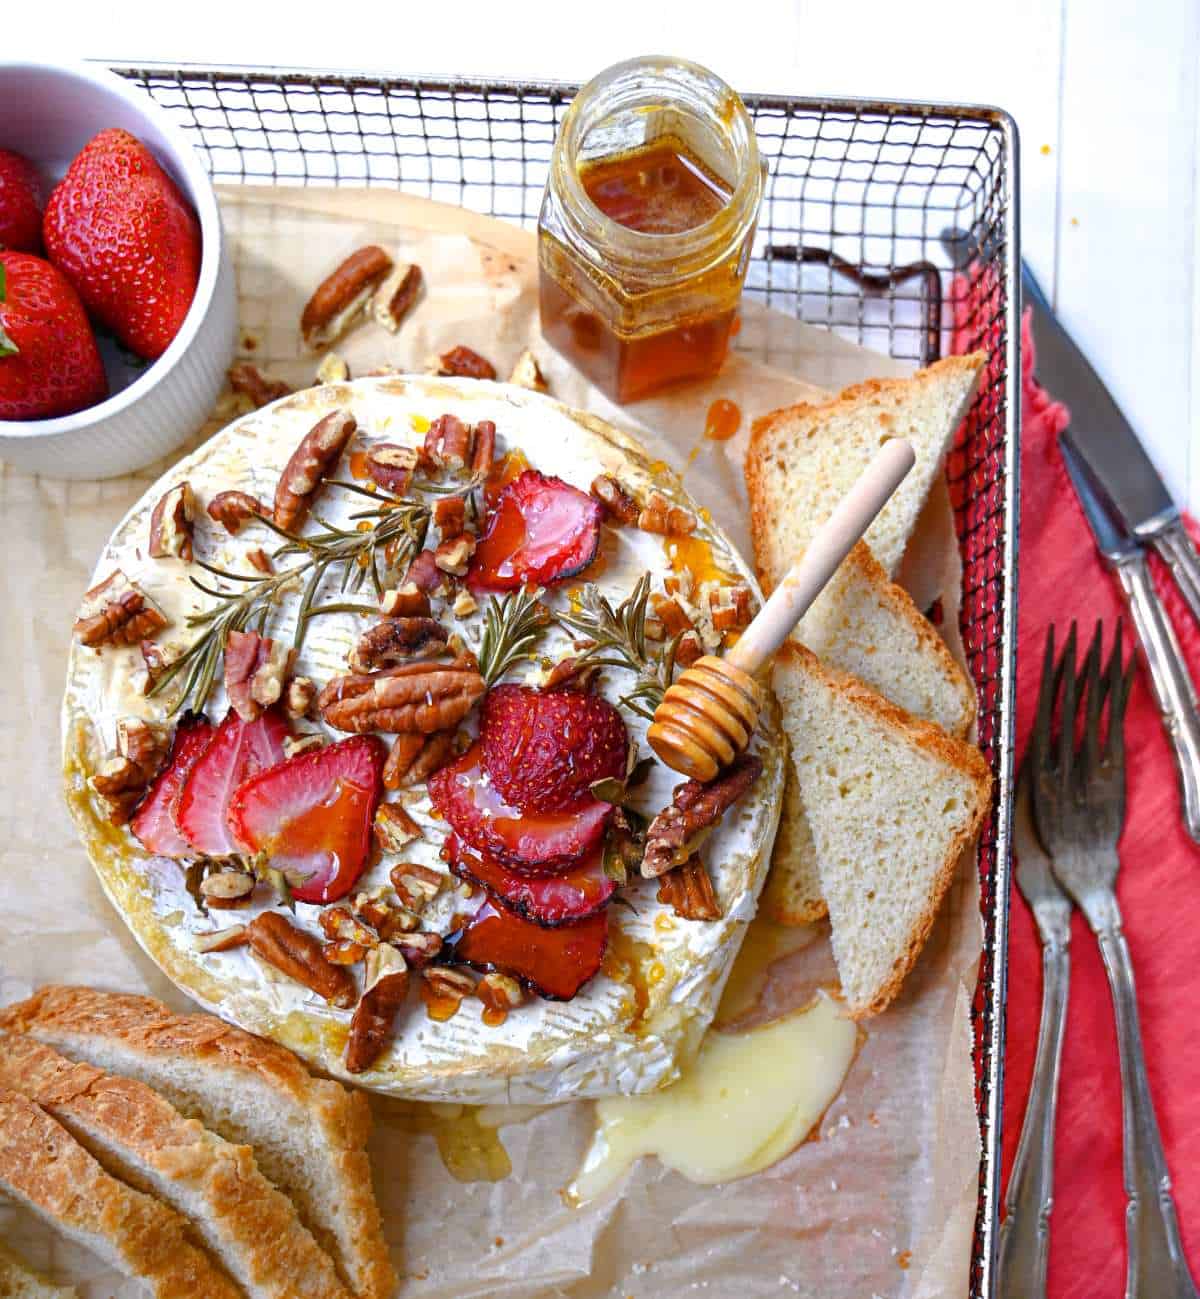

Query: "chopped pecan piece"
<box><xmin>541</xmin><ymin>655</ymin><xmax>600</xmax><ymax>693</ymax></box>
<box><xmin>117</xmin><ymin>718</ymin><xmax>169</xmax><ymax>783</ymax></box>
<box><xmin>148</xmin><ymin>482</ymin><xmax>196</xmax><ymax>562</ymax></box>
<box><xmin>74</xmin><ymin>571</ymin><xmax>169</xmax><ymax>649</ymax></box>
<box><xmin>380</xmin><ymin>583</ymin><xmax>432</xmax><ymax>618</ymax></box>
<box><xmin>314</xmin><ymin>352</ymin><xmax>350</xmax><ymax>386</ymax></box>
<box><xmin>432</xmin><ymin>345</ymin><xmax>496</xmax><ymax>380</ymax></box>
<box><xmin>350</xmin><ymin>617</ymin><xmax>448</xmax><ymax>672</ymax></box>
<box><xmin>283</xmin><ymin>732</ymin><xmax>324</xmax><ymax>758</ymax></box>
<box><xmin>229</xmin><ymin>361</ymin><xmax>292</xmax><ymax>408</ymax></box>
<box><xmin>301</xmin><ymin>245</ymin><xmax>394</xmax><ymax>352</ymax></box>
<box><xmin>247</xmin><ymin>548</ymin><xmax>273</xmax><ymax>574</ymax></box>
<box><xmin>374</xmin><ymin>801</ymin><xmax>422</xmax><ymax>852</ymax></box>
<box><xmin>353</xmin><ymin>889</ymin><xmax>419</xmax><ymax>939</ymax></box>
<box><xmin>246</xmin><ymin>911</ymin><xmax>357</xmax><ymax>1007</ymax></box>
<box><xmin>325</xmin><ymin>941</ymin><xmax>368</xmax><ymax>966</ymax></box>
<box><xmin>390</xmin><ymin>862</ymin><xmax>444</xmax><ymax>910</ymax></box>
<box><xmin>508</xmin><ymin>349</ymin><xmax>548</xmax><ymax>392</ymax></box>
<box><xmin>207</xmin><ymin>490</ymin><xmax>268</xmax><ymax>536</ymax></box>
<box><xmin>346</xmin><ymin>944</ymin><xmax>409</xmax><ymax>1074</ymax></box>
<box><xmin>656</xmin><ymin>853</ymin><xmax>722</xmax><ymax>921</ymax></box>
<box><xmin>395</xmin><ymin>930</ymin><xmax>443</xmax><ymax>969</ymax></box>
<box><xmin>475</xmin><ymin>972</ymin><xmax>527</xmax><ymax>1015</ymax></box>
<box><xmin>434</xmin><ymin>534</ymin><xmax>475</xmax><ymax>576</ymax></box>
<box><xmin>434</xmin><ymin>495</ymin><xmax>466</xmax><ymax>540</ymax></box>
<box><xmin>405</xmin><ymin>549</ymin><xmax>448</xmax><ymax>595</ymax></box>
<box><xmin>195</xmin><ymin>924</ymin><xmax>249</xmax><ymax>954</ymax></box>
<box><xmin>319</xmin><ymin>658</ymin><xmax>486</xmax><ymax>735</ymax></box>
<box><xmin>274</xmin><ymin>409</ymin><xmax>357</xmax><ymax>531</ymax></box>
<box><xmin>452</xmin><ymin>589</ymin><xmax>478</xmax><ymax>618</ymax></box>
<box><xmin>424</xmin><ymin>413</ymin><xmax>473</xmax><ymax>470</ymax></box>
<box><xmin>224</xmin><ymin>629</ymin><xmax>295</xmax><ymax>721</ymax></box>
<box><xmin>421</xmin><ymin>965</ymin><xmax>475</xmax><ymax>1020</ymax></box>
<box><xmin>707</xmin><ymin>583</ymin><xmax>754</xmax><ymax>633</ymax></box>
<box><xmin>363</xmin><ymin>442</ymin><xmax>419</xmax><ymax>496</ymax></box>
<box><xmin>319</xmin><ymin>906</ymin><xmax>379</xmax><ymax>949</ymax></box>
<box><xmin>89</xmin><ymin>756</ymin><xmax>147</xmax><ymax>825</ymax></box>
<box><xmin>590</xmin><ymin>474</ymin><xmax>639</xmax><ymax>525</ymax></box>
<box><xmin>383</xmin><ymin>730</ymin><xmax>456</xmax><ymax>789</ymax></box>
<box><xmin>638</xmin><ymin>490</ymin><xmax>697</xmax><ymax>537</ymax></box>
<box><xmin>650</xmin><ymin>593</ymin><xmax>695</xmax><ymax>638</ymax></box>
<box><xmin>641</xmin><ymin>753</ymin><xmax>764</xmax><ymax>878</ymax></box>
<box><xmin>201</xmin><ymin>870</ymin><xmax>256</xmax><ymax>910</ymax></box>
<box><xmin>283</xmin><ymin>675</ymin><xmax>317</xmax><ymax>720</ymax></box>
<box><xmin>674</xmin><ymin>631</ymin><xmax>704</xmax><ymax>667</ymax></box>
<box><xmin>471</xmin><ymin>420</ymin><xmax>496</xmax><ymax>474</ymax></box>
<box><xmin>372</xmin><ymin>262</ymin><xmax>423</xmax><ymax>332</ymax></box>
<box><xmin>140</xmin><ymin>640</ymin><xmax>174</xmax><ymax>694</ymax></box>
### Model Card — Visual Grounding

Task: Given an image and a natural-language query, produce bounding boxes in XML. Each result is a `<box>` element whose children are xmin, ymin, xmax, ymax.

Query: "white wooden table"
<box><xmin>10</xmin><ymin>0</ymin><xmax>1198</xmax><ymax>506</ymax></box>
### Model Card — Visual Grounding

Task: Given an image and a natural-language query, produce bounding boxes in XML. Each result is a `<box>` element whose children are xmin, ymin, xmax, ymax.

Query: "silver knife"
<box><xmin>1060</xmin><ymin>434</ymin><xmax>1200</xmax><ymax>843</ymax></box>
<box><xmin>1022</xmin><ymin>266</ymin><xmax>1200</xmax><ymax>625</ymax></box>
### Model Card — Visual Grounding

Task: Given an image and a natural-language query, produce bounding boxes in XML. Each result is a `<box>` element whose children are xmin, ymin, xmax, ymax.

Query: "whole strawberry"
<box><xmin>0</xmin><ymin>150</ymin><xmax>45</xmax><ymax>253</ymax></box>
<box><xmin>44</xmin><ymin>128</ymin><xmax>201</xmax><ymax>360</ymax></box>
<box><xmin>0</xmin><ymin>252</ymin><xmax>108</xmax><ymax>420</ymax></box>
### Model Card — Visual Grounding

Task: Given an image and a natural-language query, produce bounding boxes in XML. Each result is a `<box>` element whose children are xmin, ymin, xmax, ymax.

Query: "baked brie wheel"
<box><xmin>62</xmin><ymin>376</ymin><xmax>783</xmax><ymax>1103</ymax></box>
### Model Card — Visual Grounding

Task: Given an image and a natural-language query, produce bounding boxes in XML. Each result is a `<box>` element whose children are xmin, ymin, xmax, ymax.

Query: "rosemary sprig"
<box><xmin>150</xmin><ymin>489</ymin><xmax>430</xmax><ymax>716</ymax></box>
<box><xmin>477</xmin><ymin>586</ymin><xmax>548</xmax><ymax>686</ymax></box>
<box><xmin>554</xmin><ymin>575</ymin><xmax>682</xmax><ymax>720</ymax></box>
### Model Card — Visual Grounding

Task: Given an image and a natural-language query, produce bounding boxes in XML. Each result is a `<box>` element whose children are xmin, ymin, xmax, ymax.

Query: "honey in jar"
<box><xmin>538</xmin><ymin>57</ymin><xmax>764</xmax><ymax>405</ymax></box>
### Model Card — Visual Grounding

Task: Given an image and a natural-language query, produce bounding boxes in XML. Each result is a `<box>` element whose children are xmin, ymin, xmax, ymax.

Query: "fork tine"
<box><xmin>1032</xmin><ymin>624</ymin><xmax>1058</xmax><ymax>776</ymax></box>
<box><xmin>1056</xmin><ymin>622</ymin><xmax>1079</xmax><ymax>801</ymax></box>
<box><xmin>1079</xmin><ymin>621</ymin><xmax>1105</xmax><ymax>791</ymax></box>
<box><xmin>1105</xmin><ymin>618</ymin><xmax>1133</xmax><ymax>773</ymax></box>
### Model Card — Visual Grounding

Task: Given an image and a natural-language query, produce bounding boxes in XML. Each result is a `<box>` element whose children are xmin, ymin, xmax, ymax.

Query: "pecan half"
<box><xmin>656</xmin><ymin>853</ymin><xmax>722</xmax><ymax>921</ymax></box>
<box><xmin>372</xmin><ymin>262</ymin><xmax>423</xmax><ymax>332</ymax></box>
<box><xmin>350</xmin><ymin>617</ymin><xmax>448</xmax><ymax>673</ymax></box>
<box><xmin>590</xmin><ymin>474</ymin><xmax>639</xmax><ymax>525</ymax></box>
<box><xmin>638</xmin><ymin>491</ymin><xmax>697</xmax><ymax>537</ymax></box>
<box><xmin>374</xmin><ymin>801</ymin><xmax>422</xmax><ymax>852</ymax></box>
<box><xmin>74</xmin><ymin>571</ymin><xmax>169</xmax><ymax>648</ymax></box>
<box><xmin>363</xmin><ymin>443</ymin><xmax>419</xmax><ymax>496</ymax></box>
<box><xmin>207</xmin><ymin>490</ymin><xmax>268</xmax><ymax>536</ymax></box>
<box><xmin>148</xmin><ymin>482</ymin><xmax>196</xmax><ymax>562</ymax></box>
<box><xmin>319</xmin><ymin>658</ymin><xmax>485</xmax><ymax>734</ymax></box>
<box><xmin>383</xmin><ymin>730</ymin><xmax>456</xmax><ymax>789</ymax></box>
<box><xmin>301</xmin><ymin>245</ymin><xmax>394</xmax><ymax>352</ymax></box>
<box><xmin>229</xmin><ymin>361</ymin><xmax>292</xmax><ymax>408</ymax></box>
<box><xmin>346</xmin><ymin>944</ymin><xmax>409</xmax><ymax>1074</ymax></box>
<box><xmin>432</xmin><ymin>345</ymin><xmax>496</xmax><ymax>380</ymax></box>
<box><xmin>224</xmin><ymin>629</ymin><xmax>295</xmax><ymax>721</ymax></box>
<box><xmin>507</xmin><ymin>349</ymin><xmax>548</xmax><ymax>392</ymax></box>
<box><xmin>390</xmin><ymin>862</ymin><xmax>444</xmax><ymax>910</ymax></box>
<box><xmin>274</xmin><ymin>409</ymin><xmax>357</xmax><ymax>531</ymax></box>
<box><xmin>641</xmin><ymin>753</ymin><xmax>764</xmax><ymax>878</ymax></box>
<box><xmin>246</xmin><ymin>911</ymin><xmax>357</xmax><ymax>1007</ymax></box>
<box><xmin>380</xmin><ymin>583</ymin><xmax>432</xmax><ymax>618</ymax></box>
<box><xmin>201</xmin><ymin>870</ymin><xmax>256</xmax><ymax>910</ymax></box>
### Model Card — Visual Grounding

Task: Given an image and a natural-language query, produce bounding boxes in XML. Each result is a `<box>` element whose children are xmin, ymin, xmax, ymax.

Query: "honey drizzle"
<box><xmin>389</xmin><ymin>1103</ymin><xmax>512</xmax><ymax>1183</ymax></box>
<box><xmin>348</xmin><ymin>449</ymin><xmax>370</xmax><ymax>481</ymax></box>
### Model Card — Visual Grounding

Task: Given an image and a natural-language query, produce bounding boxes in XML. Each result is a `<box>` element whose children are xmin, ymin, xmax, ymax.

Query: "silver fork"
<box><xmin>1031</xmin><ymin>620</ymin><xmax>1198</xmax><ymax>1299</ymax></box>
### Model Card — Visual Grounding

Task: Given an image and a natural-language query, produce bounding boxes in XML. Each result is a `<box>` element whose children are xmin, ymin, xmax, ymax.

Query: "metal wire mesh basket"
<box><xmin>113</xmin><ymin>63</ymin><xmax>1020</xmax><ymax>1296</ymax></box>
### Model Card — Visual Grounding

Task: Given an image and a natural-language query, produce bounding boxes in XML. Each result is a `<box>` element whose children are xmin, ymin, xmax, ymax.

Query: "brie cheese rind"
<box><xmin>61</xmin><ymin>377</ymin><xmax>784</xmax><ymax>1103</ymax></box>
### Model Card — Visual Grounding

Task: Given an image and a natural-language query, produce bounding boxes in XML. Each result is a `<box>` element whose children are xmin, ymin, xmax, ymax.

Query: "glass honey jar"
<box><xmin>538</xmin><ymin>56</ymin><xmax>765</xmax><ymax>405</ymax></box>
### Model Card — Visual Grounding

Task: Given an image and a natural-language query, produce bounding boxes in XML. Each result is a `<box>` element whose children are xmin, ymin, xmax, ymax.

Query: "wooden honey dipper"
<box><xmin>646</xmin><ymin>438</ymin><xmax>916</xmax><ymax>781</ymax></box>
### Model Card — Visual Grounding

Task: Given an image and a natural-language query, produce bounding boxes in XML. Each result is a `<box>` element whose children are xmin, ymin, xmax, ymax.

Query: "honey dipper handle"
<box><xmin>728</xmin><ymin>438</ymin><xmax>916</xmax><ymax>674</ymax></box>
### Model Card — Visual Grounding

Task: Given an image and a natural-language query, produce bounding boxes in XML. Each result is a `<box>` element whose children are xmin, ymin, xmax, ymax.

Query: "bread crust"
<box><xmin>0</xmin><ymin>1030</ymin><xmax>352</xmax><ymax>1299</ymax></box>
<box><xmin>776</xmin><ymin>642</ymin><xmax>992</xmax><ymax>1017</ymax></box>
<box><xmin>0</xmin><ymin>988</ymin><xmax>393</xmax><ymax>1299</ymax></box>
<box><xmin>0</xmin><ymin>1087</ymin><xmax>242</xmax><ymax>1299</ymax></box>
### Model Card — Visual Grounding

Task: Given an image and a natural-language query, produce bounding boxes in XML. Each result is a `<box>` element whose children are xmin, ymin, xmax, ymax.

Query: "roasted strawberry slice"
<box><xmin>446</xmin><ymin>835</ymin><xmax>615</xmax><ymax>927</ymax></box>
<box><xmin>467</xmin><ymin>469</ymin><xmax>601</xmax><ymax>592</ymax></box>
<box><xmin>227</xmin><ymin>735</ymin><xmax>385</xmax><ymax>905</ymax></box>
<box><xmin>453</xmin><ymin>898</ymin><xmax>608</xmax><ymax>1000</ymax></box>
<box><xmin>481</xmin><ymin>684</ymin><xmax>627</xmax><ymax>812</ymax></box>
<box><xmin>176</xmin><ymin>707</ymin><xmax>290</xmax><ymax>856</ymax></box>
<box><xmin>130</xmin><ymin>714</ymin><xmax>214</xmax><ymax>857</ymax></box>
<box><xmin>428</xmin><ymin>742</ymin><xmax>612</xmax><ymax>871</ymax></box>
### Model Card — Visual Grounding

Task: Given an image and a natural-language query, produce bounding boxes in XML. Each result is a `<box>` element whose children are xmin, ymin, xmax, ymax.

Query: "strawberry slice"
<box><xmin>467</xmin><ymin>469</ymin><xmax>602</xmax><ymax>592</ymax></box>
<box><xmin>176</xmin><ymin>707</ymin><xmax>290</xmax><ymax>856</ymax></box>
<box><xmin>130</xmin><ymin>714</ymin><xmax>214</xmax><ymax>857</ymax></box>
<box><xmin>453</xmin><ymin>898</ymin><xmax>608</xmax><ymax>1000</ymax></box>
<box><xmin>227</xmin><ymin>735</ymin><xmax>385</xmax><ymax>905</ymax></box>
<box><xmin>428</xmin><ymin>742</ymin><xmax>612</xmax><ymax>871</ymax></box>
<box><xmin>481</xmin><ymin>684</ymin><xmax>627</xmax><ymax>812</ymax></box>
<box><xmin>446</xmin><ymin>835</ymin><xmax>615</xmax><ymax>927</ymax></box>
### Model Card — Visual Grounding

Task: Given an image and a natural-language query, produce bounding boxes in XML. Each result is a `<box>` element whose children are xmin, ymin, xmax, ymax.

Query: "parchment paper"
<box><xmin>0</xmin><ymin>187</ymin><xmax>982</xmax><ymax>1299</ymax></box>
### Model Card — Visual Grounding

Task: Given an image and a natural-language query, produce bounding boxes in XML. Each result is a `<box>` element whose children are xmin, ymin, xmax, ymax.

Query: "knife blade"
<box><xmin>1061</xmin><ymin>433</ymin><xmax>1200</xmax><ymax>844</ymax></box>
<box><xmin>1023</xmin><ymin>264</ymin><xmax>1200</xmax><ymax>625</ymax></box>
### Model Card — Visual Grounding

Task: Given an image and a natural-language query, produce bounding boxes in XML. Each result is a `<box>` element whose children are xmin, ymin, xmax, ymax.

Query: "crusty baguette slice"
<box><xmin>759</xmin><ymin>543</ymin><xmax>975</xmax><ymax>926</ymax></box>
<box><xmin>0</xmin><ymin>989</ymin><xmax>394</xmax><ymax>1299</ymax></box>
<box><xmin>746</xmin><ymin>352</ymin><xmax>984</xmax><ymax>581</ymax></box>
<box><xmin>0</xmin><ymin>1087</ymin><xmax>241</xmax><ymax>1299</ymax></box>
<box><xmin>0</xmin><ymin>1243</ymin><xmax>77</xmax><ymax>1299</ymax></box>
<box><xmin>0</xmin><ymin>1032</ymin><xmax>350</xmax><ymax>1299</ymax></box>
<box><xmin>772</xmin><ymin>644</ymin><xmax>992</xmax><ymax>1017</ymax></box>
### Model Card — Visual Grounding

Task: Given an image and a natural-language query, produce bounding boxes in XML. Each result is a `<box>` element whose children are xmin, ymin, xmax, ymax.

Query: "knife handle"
<box><xmin>1113</xmin><ymin>551</ymin><xmax>1200</xmax><ymax>843</ymax></box>
<box><xmin>1151</xmin><ymin>520</ymin><xmax>1200</xmax><ymax>630</ymax></box>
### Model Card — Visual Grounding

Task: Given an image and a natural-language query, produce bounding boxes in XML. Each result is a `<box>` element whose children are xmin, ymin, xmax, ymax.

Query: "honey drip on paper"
<box><xmin>703</xmin><ymin>398</ymin><xmax>741</xmax><ymax>441</ymax></box>
<box><xmin>390</xmin><ymin>1103</ymin><xmax>512</xmax><ymax>1183</ymax></box>
<box><xmin>715</xmin><ymin>914</ymin><xmax>820</xmax><ymax>1026</ymax></box>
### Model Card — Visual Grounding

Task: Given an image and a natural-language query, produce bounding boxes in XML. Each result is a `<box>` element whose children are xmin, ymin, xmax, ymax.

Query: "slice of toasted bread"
<box><xmin>0</xmin><ymin>1032</ymin><xmax>350</xmax><ymax>1299</ymax></box>
<box><xmin>0</xmin><ymin>1087</ymin><xmax>241</xmax><ymax>1299</ymax></box>
<box><xmin>0</xmin><ymin>989</ymin><xmax>394</xmax><ymax>1299</ymax></box>
<box><xmin>771</xmin><ymin>644</ymin><xmax>991</xmax><ymax>1017</ymax></box>
<box><xmin>0</xmin><ymin>1244</ymin><xmax>77</xmax><ymax>1299</ymax></box>
<box><xmin>745</xmin><ymin>352</ymin><xmax>984</xmax><ymax>581</ymax></box>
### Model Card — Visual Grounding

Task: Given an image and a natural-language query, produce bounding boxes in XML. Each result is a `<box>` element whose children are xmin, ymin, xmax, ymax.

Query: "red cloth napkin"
<box><xmin>956</xmin><ymin>297</ymin><xmax>1200</xmax><ymax>1293</ymax></box>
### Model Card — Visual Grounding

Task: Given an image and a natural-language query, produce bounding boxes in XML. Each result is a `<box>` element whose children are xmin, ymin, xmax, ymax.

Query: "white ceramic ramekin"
<box><xmin>0</xmin><ymin>62</ymin><xmax>236</xmax><ymax>479</ymax></box>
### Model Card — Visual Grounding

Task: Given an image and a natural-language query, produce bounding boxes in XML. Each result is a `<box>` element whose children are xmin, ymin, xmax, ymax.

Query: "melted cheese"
<box><xmin>568</xmin><ymin>993</ymin><xmax>856</xmax><ymax>1202</ymax></box>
